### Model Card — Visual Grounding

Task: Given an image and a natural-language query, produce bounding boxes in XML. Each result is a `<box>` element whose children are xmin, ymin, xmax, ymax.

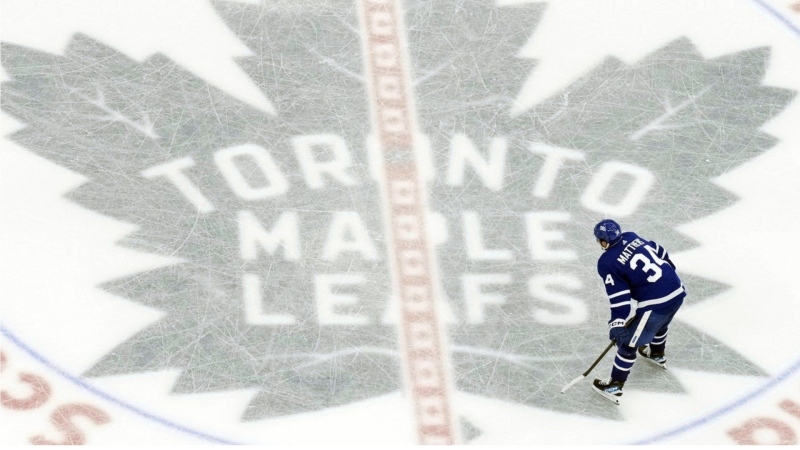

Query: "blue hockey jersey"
<box><xmin>597</xmin><ymin>231</ymin><xmax>685</xmax><ymax>327</ymax></box>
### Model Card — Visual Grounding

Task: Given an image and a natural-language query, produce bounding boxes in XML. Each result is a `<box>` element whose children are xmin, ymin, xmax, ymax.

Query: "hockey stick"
<box><xmin>560</xmin><ymin>340</ymin><xmax>616</xmax><ymax>394</ymax></box>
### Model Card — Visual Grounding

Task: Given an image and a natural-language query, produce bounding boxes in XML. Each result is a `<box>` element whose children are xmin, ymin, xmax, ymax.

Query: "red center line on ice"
<box><xmin>357</xmin><ymin>0</ymin><xmax>459</xmax><ymax>445</ymax></box>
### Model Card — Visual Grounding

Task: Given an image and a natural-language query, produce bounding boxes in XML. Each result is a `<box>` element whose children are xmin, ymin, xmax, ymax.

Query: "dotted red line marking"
<box><xmin>358</xmin><ymin>0</ymin><xmax>458</xmax><ymax>445</ymax></box>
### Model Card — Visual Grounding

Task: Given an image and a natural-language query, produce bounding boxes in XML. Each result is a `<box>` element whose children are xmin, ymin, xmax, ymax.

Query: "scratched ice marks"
<box><xmin>0</xmin><ymin>0</ymin><xmax>793</xmax><ymax>424</ymax></box>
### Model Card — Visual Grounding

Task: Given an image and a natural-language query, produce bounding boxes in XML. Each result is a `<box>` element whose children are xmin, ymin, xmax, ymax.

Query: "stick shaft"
<box><xmin>560</xmin><ymin>341</ymin><xmax>616</xmax><ymax>393</ymax></box>
<box><xmin>582</xmin><ymin>340</ymin><xmax>616</xmax><ymax>377</ymax></box>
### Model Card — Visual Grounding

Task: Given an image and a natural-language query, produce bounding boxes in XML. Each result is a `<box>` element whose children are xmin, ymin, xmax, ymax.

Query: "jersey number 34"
<box><xmin>631</xmin><ymin>245</ymin><xmax>667</xmax><ymax>282</ymax></box>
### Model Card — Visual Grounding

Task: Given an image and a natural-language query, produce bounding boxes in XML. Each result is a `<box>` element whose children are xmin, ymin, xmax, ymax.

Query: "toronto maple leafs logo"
<box><xmin>1</xmin><ymin>0</ymin><xmax>793</xmax><ymax>427</ymax></box>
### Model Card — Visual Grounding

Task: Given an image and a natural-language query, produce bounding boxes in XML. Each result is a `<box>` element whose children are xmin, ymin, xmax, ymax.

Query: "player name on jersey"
<box><xmin>616</xmin><ymin>238</ymin><xmax>645</xmax><ymax>265</ymax></box>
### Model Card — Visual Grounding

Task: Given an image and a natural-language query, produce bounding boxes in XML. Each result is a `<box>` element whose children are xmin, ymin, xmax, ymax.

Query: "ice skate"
<box><xmin>638</xmin><ymin>345</ymin><xmax>667</xmax><ymax>370</ymax></box>
<box><xmin>592</xmin><ymin>378</ymin><xmax>624</xmax><ymax>405</ymax></box>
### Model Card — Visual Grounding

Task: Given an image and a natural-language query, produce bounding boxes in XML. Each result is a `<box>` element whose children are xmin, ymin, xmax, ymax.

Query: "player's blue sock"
<box><xmin>610</xmin><ymin>346</ymin><xmax>637</xmax><ymax>383</ymax></box>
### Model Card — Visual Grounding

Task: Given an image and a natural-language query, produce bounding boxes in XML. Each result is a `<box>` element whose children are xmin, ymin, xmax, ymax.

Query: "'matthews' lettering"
<box><xmin>616</xmin><ymin>238</ymin><xmax>645</xmax><ymax>265</ymax></box>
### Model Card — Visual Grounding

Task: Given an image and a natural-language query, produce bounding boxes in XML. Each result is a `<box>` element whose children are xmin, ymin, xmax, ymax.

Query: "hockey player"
<box><xmin>591</xmin><ymin>219</ymin><xmax>686</xmax><ymax>404</ymax></box>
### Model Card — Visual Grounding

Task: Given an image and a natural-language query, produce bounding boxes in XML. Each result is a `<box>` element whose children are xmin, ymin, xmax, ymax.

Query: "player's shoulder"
<box><xmin>597</xmin><ymin>245</ymin><xmax>621</xmax><ymax>271</ymax></box>
<box><xmin>596</xmin><ymin>254</ymin><xmax>612</xmax><ymax>276</ymax></box>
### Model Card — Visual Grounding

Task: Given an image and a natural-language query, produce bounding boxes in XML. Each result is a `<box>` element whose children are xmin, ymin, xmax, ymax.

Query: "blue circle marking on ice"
<box><xmin>750</xmin><ymin>0</ymin><xmax>800</xmax><ymax>38</ymax></box>
<box><xmin>1</xmin><ymin>325</ymin><xmax>240</xmax><ymax>445</ymax></box>
<box><xmin>4</xmin><ymin>323</ymin><xmax>800</xmax><ymax>444</ymax></box>
<box><xmin>628</xmin><ymin>354</ymin><xmax>800</xmax><ymax>444</ymax></box>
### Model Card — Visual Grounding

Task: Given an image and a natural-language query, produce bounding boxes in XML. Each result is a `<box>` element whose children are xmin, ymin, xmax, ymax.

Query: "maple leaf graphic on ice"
<box><xmin>1</xmin><ymin>0</ymin><xmax>793</xmax><ymax>422</ymax></box>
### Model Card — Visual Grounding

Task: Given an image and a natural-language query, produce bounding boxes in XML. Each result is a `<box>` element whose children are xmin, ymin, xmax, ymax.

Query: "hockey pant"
<box><xmin>611</xmin><ymin>295</ymin><xmax>684</xmax><ymax>383</ymax></box>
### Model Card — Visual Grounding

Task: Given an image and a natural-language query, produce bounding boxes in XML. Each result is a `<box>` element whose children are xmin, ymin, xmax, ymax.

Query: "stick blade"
<box><xmin>560</xmin><ymin>375</ymin><xmax>584</xmax><ymax>394</ymax></box>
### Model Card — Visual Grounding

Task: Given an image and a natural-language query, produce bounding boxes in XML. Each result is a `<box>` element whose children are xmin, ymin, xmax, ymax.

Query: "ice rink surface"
<box><xmin>2</xmin><ymin>0</ymin><xmax>800</xmax><ymax>445</ymax></box>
